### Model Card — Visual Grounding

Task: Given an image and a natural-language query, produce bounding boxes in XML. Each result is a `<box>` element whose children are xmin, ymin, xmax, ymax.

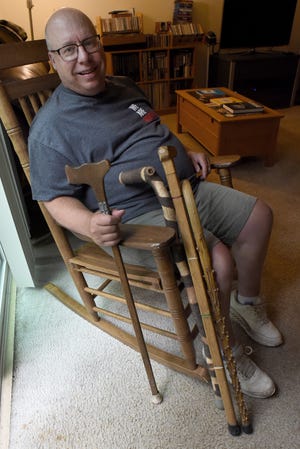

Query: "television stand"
<box><xmin>209</xmin><ymin>51</ymin><xmax>300</xmax><ymax>108</ymax></box>
<box><xmin>221</xmin><ymin>48</ymin><xmax>293</xmax><ymax>56</ymax></box>
<box><xmin>222</xmin><ymin>48</ymin><xmax>261</xmax><ymax>56</ymax></box>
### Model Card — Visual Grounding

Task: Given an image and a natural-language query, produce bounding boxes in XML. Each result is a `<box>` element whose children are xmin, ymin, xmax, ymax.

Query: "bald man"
<box><xmin>29</xmin><ymin>8</ymin><xmax>283</xmax><ymax>399</ymax></box>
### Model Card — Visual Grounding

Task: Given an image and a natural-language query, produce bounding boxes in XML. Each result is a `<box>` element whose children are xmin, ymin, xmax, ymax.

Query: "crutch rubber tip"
<box><xmin>228</xmin><ymin>424</ymin><xmax>241</xmax><ymax>436</ymax></box>
<box><xmin>242</xmin><ymin>423</ymin><xmax>253</xmax><ymax>434</ymax></box>
<box><xmin>151</xmin><ymin>392</ymin><xmax>163</xmax><ymax>404</ymax></box>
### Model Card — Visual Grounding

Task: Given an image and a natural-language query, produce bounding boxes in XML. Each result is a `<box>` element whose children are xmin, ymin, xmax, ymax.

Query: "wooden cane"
<box><xmin>65</xmin><ymin>161</ymin><xmax>162</xmax><ymax>404</ymax></box>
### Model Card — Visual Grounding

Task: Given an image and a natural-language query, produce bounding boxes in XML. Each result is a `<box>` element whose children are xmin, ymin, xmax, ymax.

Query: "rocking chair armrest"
<box><xmin>71</xmin><ymin>224</ymin><xmax>176</xmax><ymax>252</ymax></box>
<box><xmin>210</xmin><ymin>154</ymin><xmax>241</xmax><ymax>169</ymax></box>
<box><xmin>119</xmin><ymin>223</ymin><xmax>176</xmax><ymax>251</ymax></box>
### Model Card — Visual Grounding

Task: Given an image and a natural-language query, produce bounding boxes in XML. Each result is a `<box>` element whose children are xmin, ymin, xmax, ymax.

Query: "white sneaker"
<box><xmin>230</xmin><ymin>291</ymin><xmax>283</xmax><ymax>347</ymax></box>
<box><xmin>228</xmin><ymin>345</ymin><xmax>276</xmax><ymax>399</ymax></box>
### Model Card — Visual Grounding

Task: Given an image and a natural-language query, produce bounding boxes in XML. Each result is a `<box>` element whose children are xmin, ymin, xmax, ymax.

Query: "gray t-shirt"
<box><xmin>29</xmin><ymin>76</ymin><xmax>195</xmax><ymax>222</ymax></box>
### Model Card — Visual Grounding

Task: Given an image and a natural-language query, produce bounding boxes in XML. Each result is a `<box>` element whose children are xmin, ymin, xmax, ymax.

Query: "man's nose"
<box><xmin>77</xmin><ymin>44</ymin><xmax>89</xmax><ymax>62</ymax></box>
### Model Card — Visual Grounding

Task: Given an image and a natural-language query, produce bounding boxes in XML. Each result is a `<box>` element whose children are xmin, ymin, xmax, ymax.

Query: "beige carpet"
<box><xmin>7</xmin><ymin>107</ymin><xmax>300</xmax><ymax>448</ymax></box>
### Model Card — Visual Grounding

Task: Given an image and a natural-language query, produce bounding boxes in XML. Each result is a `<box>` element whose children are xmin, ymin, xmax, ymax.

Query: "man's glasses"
<box><xmin>50</xmin><ymin>35</ymin><xmax>101</xmax><ymax>62</ymax></box>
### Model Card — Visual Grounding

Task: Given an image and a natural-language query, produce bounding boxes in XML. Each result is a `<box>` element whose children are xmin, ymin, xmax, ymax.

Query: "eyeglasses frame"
<box><xmin>49</xmin><ymin>34</ymin><xmax>101</xmax><ymax>61</ymax></box>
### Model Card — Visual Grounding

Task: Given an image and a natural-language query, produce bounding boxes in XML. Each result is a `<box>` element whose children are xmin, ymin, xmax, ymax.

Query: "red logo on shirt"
<box><xmin>143</xmin><ymin>110</ymin><xmax>159</xmax><ymax>123</ymax></box>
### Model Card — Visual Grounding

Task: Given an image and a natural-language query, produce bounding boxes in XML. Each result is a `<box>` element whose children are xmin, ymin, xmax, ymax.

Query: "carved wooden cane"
<box><xmin>65</xmin><ymin>161</ymin><xmax>162</xmax><ymax>404</ymax></box>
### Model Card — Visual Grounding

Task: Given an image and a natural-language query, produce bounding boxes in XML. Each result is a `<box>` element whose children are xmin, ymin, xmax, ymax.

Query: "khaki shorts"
<box><xmin>111</xmin><ymin>181</ymin><xmax>256</xmax><ymax>270</ymax></box>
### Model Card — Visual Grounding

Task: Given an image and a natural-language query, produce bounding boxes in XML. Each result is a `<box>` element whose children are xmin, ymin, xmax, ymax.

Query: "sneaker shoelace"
<box><xmin>235</xmin><ymin>346</ymin><xmax>256</xmax><ymax>380</ymax></box>
<box><xmin>251</xmin><ymin>303</ymin><xmax>269</xmax><ymax>325</ymax></box>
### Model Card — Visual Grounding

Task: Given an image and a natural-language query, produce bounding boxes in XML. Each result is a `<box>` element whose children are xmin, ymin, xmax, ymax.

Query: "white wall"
<box><xmin>0</xmin><ymin>0</ymin><xmax>200</xmax><ymax>39</ymax></box>
<box><xmin>1</xmin><ymin>0</ymin><xmax>299</xmax><ymax>52</ymax></box>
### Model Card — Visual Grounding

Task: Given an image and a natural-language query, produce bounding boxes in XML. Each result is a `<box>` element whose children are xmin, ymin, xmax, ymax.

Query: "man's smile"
<box><xmin>78</xmin><ymin>67</ymin><xmax>97</xmax><ymax>76</ymax></box>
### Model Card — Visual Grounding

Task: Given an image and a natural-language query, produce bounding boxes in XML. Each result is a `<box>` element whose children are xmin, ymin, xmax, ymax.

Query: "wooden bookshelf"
<box><xmin>95</xmin><ymin>15</ymin><xmax>201</xmax><ymax>113</ymax></box>
<box><xmin>104</xmin><ymin>40</ymin><xmax>198</xmax><ymax>114</ymax></box>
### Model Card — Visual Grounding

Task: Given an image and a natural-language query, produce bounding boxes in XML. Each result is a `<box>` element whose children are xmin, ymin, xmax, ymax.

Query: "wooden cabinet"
<box><xmin>176</xmin><ymin>88</ymin><xmax>283</xmax><ymax>166</ymax></box>
<box><xmin>104</xmin><ymin>38</ymin><xmax>198</xmax><ymax>114</ymax></box>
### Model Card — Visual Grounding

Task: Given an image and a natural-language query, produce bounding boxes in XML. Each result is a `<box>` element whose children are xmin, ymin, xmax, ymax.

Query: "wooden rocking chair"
<box><xmin>0</xmin><ymin>39</ymin><xmax>251</xmax><ymax>435</ymax></box>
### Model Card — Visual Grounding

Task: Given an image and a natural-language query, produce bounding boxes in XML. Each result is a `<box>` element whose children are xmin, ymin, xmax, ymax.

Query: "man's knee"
<box><xmin>237</xmin><ymin>199</ymin><xmax>273</xmax><ymax>245</ymax></box>
<box><xmin>249</xmin><ymin>199</ymin><xmax>273</xmax><ymax>234</ymax></box>
<box><xmin>211</xmin><ymin>242</ymin><xmax>235</xmax><ymax>285</ymax></box>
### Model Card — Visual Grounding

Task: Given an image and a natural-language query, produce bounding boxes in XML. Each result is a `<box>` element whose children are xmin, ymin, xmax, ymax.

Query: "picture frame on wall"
<box><xmin>155</xmin><ymin>21</ymin><xmax>171</xmax><ymax>33</ymax></box>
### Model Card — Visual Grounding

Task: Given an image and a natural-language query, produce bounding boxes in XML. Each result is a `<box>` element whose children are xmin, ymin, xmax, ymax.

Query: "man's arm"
<box><xmin>44</xmin><ymin>196</ymin><xmax>125</xmax><ymax>246</ymax></box>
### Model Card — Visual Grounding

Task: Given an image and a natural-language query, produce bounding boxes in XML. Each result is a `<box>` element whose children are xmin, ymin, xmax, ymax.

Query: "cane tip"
<box><xmin>228</xmin><ymin>423</ymin><xmax>241</xmax><ymax>436</ymax></box>
<box><xmin>151</xmin><ymin>392</ymin><xmax>163</xmax><ymax>404</ymax></box>
<box><xmin>242</xmin><ymin>422</ymin><xmax>253</xmax><ymax>434</ymax></box>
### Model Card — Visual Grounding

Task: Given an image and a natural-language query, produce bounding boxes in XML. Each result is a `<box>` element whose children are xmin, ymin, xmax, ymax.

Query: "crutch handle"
<box><xmin>119</xmin><ymin>166</ymin><xmax>156</xmax><ymax>185</ymax></box>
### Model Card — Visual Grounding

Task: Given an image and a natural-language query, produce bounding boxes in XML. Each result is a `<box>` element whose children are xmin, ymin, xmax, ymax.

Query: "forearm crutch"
<box><xmin>65</xmin><ymin>161</ymin><xmax>162</xmax><ymax>404</ymax></box>
<box><xmin>158</xmin><ymin>145</ymin><xmax>252</xmax><ymax>434</ymax></box>
<box><xmin>119</xmin><ymin>167</ymin><xmax>226</xmax><ymax>415</ymax></box>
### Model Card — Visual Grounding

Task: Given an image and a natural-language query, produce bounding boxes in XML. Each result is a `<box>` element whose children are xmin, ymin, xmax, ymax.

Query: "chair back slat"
<box><xmin>0</xmin><ymin>39</ymin><xmax>49</xmax><ymax>70</ymax></box>
<box><xmin>2</xmin><ymin>72</ymin><xmax>60</xmax><ymax>102</ymax></box>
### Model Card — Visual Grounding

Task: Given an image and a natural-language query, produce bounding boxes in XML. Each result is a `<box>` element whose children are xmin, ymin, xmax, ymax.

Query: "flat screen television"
<box><xmin>220</xmin><ymin>0</ymin><xmax>297</xmax><ymax>50</ymax></box>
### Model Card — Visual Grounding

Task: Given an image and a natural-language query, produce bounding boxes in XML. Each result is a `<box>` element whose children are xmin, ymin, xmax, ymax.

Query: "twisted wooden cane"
<box><xmin>182</xmin><ymin>177</ymin><xmax>252</xmax><ymax>432</ymax></box>
<box><xmin>158</xmin><ymin>145</ymin><xmax>252</xmax><ymax>434</ymax></box>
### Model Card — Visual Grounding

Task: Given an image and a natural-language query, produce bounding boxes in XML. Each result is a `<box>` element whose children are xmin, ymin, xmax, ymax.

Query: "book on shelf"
<box><xmin>223</xmin><ymin>101</ymin><xmax>264</xmax><ymax>114</ymax></box>
<box><xmin>170</xmin><ymin>23</ymin><xmax>203</xmax><ymax>37</ymax></box>
<box><xmin>145</xmin><ymin>33</ymin><xmax>171</xmax><ymax>47</ymax></box>
<box><xmin>101</xmin><ymin>16</ymin><xmax>141</xmax><ymax>33</ymax></box>
<box><xmin>173</xmin><ymin>1</ymin><xmax>194</xmax><ymax>24</ymax></box>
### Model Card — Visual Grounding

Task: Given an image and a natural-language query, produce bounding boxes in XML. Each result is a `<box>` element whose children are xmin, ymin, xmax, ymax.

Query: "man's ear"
<box><xmin>48</xmin><ymin>52</ymin><xmax>57</xmax><ymax>70</ymax></box>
